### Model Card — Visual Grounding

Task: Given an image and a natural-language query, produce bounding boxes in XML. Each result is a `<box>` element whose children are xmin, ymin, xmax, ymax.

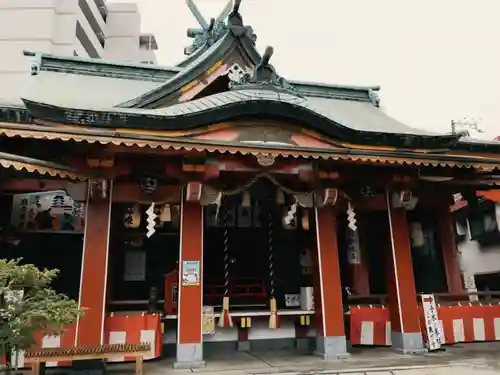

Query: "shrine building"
<box><xmin>1</xmin><ymin>0</ymin><xmax>500</xmax><ymax>369</ymax></box>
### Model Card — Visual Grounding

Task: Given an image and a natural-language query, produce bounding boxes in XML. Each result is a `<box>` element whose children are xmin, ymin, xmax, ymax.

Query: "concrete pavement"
<box><xmin>44</xmin><ymin>342</ymin><xmax>500</xmax><ymax>375</ymax></box>
<box><xmin>114</xmin><ymin>342</ymin><xmax>500</xmax><ymax>375</ymax></box>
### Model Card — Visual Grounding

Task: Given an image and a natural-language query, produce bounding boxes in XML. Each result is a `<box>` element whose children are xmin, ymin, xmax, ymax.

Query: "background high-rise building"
<box><xmin>0</xmin><ymin>0</ymin><xmax>158</xmax><ymax>99</ymax></box>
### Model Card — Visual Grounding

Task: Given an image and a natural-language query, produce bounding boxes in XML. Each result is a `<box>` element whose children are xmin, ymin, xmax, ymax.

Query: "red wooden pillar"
<box><xmin>438</xmin><ymin>204</ymin><xmax>463</xmax><ymax>293</ymax></box>
<box><xmin>313</xmin><ymin>207</ymin><xmax>349</xmax><ymax>359</ymax></box>
<box><xmin>385</xmin><ymin>191</ymin><xmax>424</xmax><ymax>353</ymax></box>
<box><xmin>75</xmin><ymin>181</ymin><xmax>113</xmax><ymax>346</ymax></box>
<box><xmin>174</xmin><ymin>188</ymin><xmax>205</xmax><ymax>368</ymax></box>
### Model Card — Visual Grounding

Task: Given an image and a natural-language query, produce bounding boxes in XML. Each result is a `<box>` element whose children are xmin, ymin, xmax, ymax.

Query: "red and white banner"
<box><xmin>351</xmin><ymin>304</ymin><xmax>500</xmax><ymax>346</ymax></box>
<box><xmin>105</xmin><ymin>313</ymin><xmax>162</xmax><ymax>362</ymax></box>
<box><xmin>437</xmin><ymin>305</ymin><xmax>500</xmax><ymax>343</ymax></box>
<box><xmin>350</xmin><ymin>306</ymin><xmax>392</xmax><ymax>346</ymax></box>
<box><xmin>3</xmin><ymin>313</ymin><xmax>162</xmax><ymax>369</ymax></box>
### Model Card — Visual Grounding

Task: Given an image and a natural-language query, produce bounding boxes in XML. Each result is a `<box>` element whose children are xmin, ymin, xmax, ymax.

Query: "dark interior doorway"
<box><xmin>407</xmin><ymin>209</ymin><xmax>448</xmax><ymax>293</ymax></box>
<box><xmin>108</xmin><ymin>203</ymin><xmax>180</xmax><ymax>308</ymax></box>
<box><xmin>360</xmin><ymin>211</ymin><xmax>390</xmax><ymax>295</ymax></box>
<box><xmin>203</xmin><ymin>180</ymin><xmax>313</xmax><ymax>310</ymax></box>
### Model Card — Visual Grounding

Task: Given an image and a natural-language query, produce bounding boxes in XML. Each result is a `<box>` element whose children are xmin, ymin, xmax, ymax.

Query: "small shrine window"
<box><xmin>467</xmin><ymin>201</ymin><xmax>499</xmax><ymax>241</ymax></box>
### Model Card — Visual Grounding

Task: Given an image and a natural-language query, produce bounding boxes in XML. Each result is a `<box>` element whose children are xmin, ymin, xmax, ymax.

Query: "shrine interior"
<box><xmin>202</xmin><ymin>180</ymin><xmax>315</xmax><ymax>312</ymax></box>
<box><xmin>108</xmin><ymin>203</ymin><xmax>180</xmax><ymax>310</ymax></box>
<box><xmin>0</xmin><ymin>192</ymin><xmax>83</xmax><ymax>301</ymax></box>
<box><xmin>0</xmin><ymin>177</ymin><xmax>453</xmax><ymax>315</ymax></box>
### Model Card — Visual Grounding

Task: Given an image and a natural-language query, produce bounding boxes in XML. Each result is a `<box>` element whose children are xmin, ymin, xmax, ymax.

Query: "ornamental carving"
<box><xmin>228</xmin><ymin>46</ymin><xmax>300</xmax><ymax>96</ymax></box>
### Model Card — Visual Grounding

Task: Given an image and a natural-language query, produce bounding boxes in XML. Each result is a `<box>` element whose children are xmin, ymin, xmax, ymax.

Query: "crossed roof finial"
<box><xmin>186</xmin><ymin>0</ymin><xmax>234</xmax><ymax>31</ymax></box>
<box><xmin>184</xmin><ymin>0</ymin><xmax>234</xmax><ymax>55</ymax></box>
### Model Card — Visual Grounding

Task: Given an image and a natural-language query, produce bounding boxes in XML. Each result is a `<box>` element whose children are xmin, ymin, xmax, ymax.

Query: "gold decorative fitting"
<box><xmin>256</xmin><ymin>153</ymin><xmax>275</xmax><ymax>167</ymax></box>
<box><xmin>300</xmin><ymin>315</ymin><xmax>311</xmax><ymax>326</ymax></box>
<box><xmin>240</xmin><ymin>317</ymin><xmax>251</xmax><ymax>328</ymax></box>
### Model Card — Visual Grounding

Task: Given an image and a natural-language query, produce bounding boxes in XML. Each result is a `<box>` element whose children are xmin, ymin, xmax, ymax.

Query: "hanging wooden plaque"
<box><xmin>186</xmin><ymin>182</ymin><xmax>203</xmax><ymax>202</ymax></box>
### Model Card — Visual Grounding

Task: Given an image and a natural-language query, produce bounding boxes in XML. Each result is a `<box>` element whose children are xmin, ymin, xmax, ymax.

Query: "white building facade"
<box><xmin>0</xmin><ymin>0</ymin><xmax>158</xmax><ymax>99</ymax></box>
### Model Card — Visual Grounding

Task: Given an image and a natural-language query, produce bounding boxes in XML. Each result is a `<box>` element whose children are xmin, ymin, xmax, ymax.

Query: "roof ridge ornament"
<box><xmin>227</xmin><ymin>0</ymin><xmax>256</xmax><ymax>44</ymax></box>
<box><xmin>228</xmin><ymin>46</ymin><xmax>301</xmax><ymax>96</ymax></box>
<box><xmin>368</xmin><ymin>88</ymin><xmax>380</xmax><ymax>107</ymax></box>
<box><xmin>184</xmin><ymin>0</ymin><xmax>234</xmax><ymax>55</ymax></box>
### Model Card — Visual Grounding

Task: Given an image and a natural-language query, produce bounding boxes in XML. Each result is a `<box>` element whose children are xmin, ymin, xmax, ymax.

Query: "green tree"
<box><xmin>0</xmin><ymin>258</ymin><xmax>84</xmax><ymax>371</ymax></box>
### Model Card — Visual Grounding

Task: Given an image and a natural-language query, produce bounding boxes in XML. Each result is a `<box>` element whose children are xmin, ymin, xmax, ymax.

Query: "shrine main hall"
<box><xmin>1</xmin><ymin>0</ymin><xmax>500</xmax><ymax>369</ymax></box>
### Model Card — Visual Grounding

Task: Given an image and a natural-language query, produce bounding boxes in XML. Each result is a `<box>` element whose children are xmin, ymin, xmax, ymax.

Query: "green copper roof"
<box><xmin>19</xmin><ymin>70</ymin><xmax>163</xmax><ymax>109</ymax></box>
<box><xmin>24</xmin><ymin>50</ymin><xmax>180</xmax><ymax>82</ymax></box>
<box><xmin>11</xmin><ymin>0</ymin><xmax>500</xmax><ymax>155</ymax></box>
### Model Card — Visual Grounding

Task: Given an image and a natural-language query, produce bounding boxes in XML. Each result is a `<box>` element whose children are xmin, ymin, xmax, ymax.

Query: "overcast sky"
<box><xmin>117</xmin><ymin>0</ymin><xmax>499</xmax><ymax>139</ymax></box>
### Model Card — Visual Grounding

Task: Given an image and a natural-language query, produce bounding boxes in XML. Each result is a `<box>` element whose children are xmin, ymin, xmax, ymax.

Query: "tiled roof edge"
<box><xmin>23</xmin><ymin>51</ymin><xmax>180</xmax><ymax>82</ymax></box>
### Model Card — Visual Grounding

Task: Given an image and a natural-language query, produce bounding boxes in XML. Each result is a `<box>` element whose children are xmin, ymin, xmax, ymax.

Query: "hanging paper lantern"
<box><xmin>410</xmin><ymin>222</ymin><xmax>425</xmax><ymax>247</ymax></box>
<box><xmin>301</xmin><ymin>209</ymin><xmax>310</xmax><ymax>231</ymax></box>
<box><xmin>124</xmin><ymin>204</ymin><xmax>141</xmax><ymax>229</ymax></box>
<box><xmin>241</xmin><ymin>191</ymin><xmax>251</xmax><ymax>208</ymax></box>
<box><xmin>159</xmin><ymin>204</ymin><xmax>172</xmax><ymax>222</ymax></box>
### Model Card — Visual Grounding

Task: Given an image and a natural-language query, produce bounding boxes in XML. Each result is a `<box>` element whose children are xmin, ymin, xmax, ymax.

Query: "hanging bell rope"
<box><xmin>217</xmin><ymin>197</ymin><xmax>233</xmax><ymax>328</ymax></box>
<box><xmin>268</xmin><ymin>207</ymin><xmax>279</xmax><ymax>329</ymax></box>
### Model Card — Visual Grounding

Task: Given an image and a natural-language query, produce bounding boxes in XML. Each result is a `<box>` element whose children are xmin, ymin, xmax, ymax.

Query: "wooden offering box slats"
<box><xmin>25</xmin><ymin>342</ymin><xmax>151</xmax><ymax>358</ymax></box>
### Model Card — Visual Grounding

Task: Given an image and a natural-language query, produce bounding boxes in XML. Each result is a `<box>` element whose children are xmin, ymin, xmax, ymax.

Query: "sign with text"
<box><xmin>346</xmin><ymin>228</ymin><xmax>361</xmax><ymax>264</ymax></box>
<box><xmin>11</xmin><ymin>190</ymin><xmax>85</xmax><ymax>233</ymax></box>
<box><xmin>421</xmin><ymin>294</ymin><xmax>442</xmax><ymax>351</ymax></box>
<box><xmin>124</xmin><ymin>251</ymin><xmax>147</xmax><ymax>281</ymax></box>
<box><xmin>182</xmin><ymin>260</ymin><xmax>200</xmax><ymax>286</ymax></box>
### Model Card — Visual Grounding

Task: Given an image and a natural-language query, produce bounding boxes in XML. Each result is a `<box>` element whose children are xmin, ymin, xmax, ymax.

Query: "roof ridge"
<box><xmin>23</xmin><ymin>51</ymin><xmax>181</xmax><ymax>82</ymax></box>
<box><xmin>291</xmin><ymin>81</ymin><xmax>379</xmax><ymax>93</ymax></box>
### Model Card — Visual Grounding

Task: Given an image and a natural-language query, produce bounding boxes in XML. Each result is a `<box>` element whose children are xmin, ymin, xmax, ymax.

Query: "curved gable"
<box><xmin>117</xmin><ymin>0</ymin><xmax>259</xmax><ymax>109</ymax></box>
